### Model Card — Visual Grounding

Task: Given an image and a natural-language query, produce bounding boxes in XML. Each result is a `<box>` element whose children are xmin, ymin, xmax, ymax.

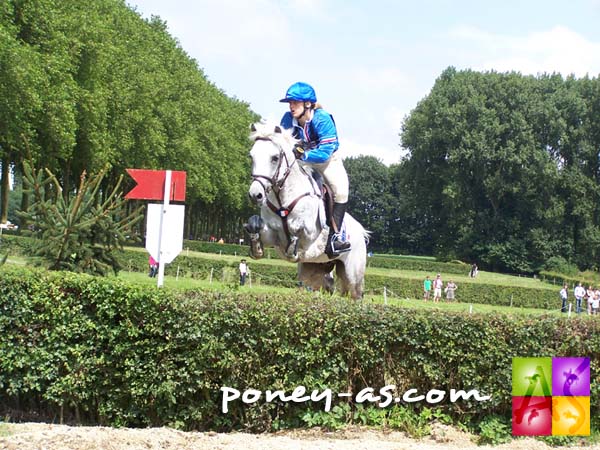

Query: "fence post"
<box><xmin>384</xmin><ymin>286</ymin><xmax>387</xmax><ymax>305</ymax></box>
<box><xmin>210</xmin><ymin>267</ymin><xmax>213</xmax><ymax>284</ymax></box>
<box><xmin>469</xmin><ymin>304</ymin><xmax>473</xmax><ymax>314</ymax></box>
<box><xmin>176</xmin><ymin>265</ymin><xmax>180</xmax><ymax>281</ymax></box>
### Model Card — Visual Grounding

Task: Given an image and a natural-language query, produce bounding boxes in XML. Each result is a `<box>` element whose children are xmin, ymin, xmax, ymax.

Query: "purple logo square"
<box><xmin>552</xmin><ymin>357</ymin><xmax>590</xmax><ymax>396</ymax></box>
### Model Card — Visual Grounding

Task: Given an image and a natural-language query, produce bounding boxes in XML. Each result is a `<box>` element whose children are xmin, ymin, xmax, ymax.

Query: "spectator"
<box><xmin>469</xmin><ymin>263</ymin><xmax>478</xmax><ymax>278</ymax></box>
<box><xmin>586</xmin><ymin>285</ymin><xmax>595</xmax><ymax>315</ymax></box>
<box><xmin>445</xmin><ymin>280</ymin><xmax>457</xmax><ymax>301</ymax></box>
<box><xmin>559</xmin><ymin>284</ymin><xmax>568</xmax><ymax>313</ymax></box>
<box><xmin>423</xmin><ymin>276</ymin><xmax>432</xmax><ymax>301</ymax></box>
<box><xmin>592</xmin><ymin>292</ymin><xmax>600</xmax><ymax>315</ymax></box>
<box><xmin>239</xmin><ymin>259</ymin><xmax>248</xmax><ymax>286</ymax></box>
<box><xmin>148</xmin><ymin>255</ymin><xmax>158</xmax><ymax>278</ymax></box>
<box><xmin>574</xmin><ymin>282</ymin><xmax>585</xmax><ymax>314</ymax></box>
<box><xmin>433</xmin><ymin>274</ymin><xmax>443</xmax><ymax>303</ymax></box>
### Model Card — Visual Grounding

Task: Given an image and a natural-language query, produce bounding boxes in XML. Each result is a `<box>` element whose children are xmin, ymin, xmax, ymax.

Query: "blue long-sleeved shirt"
<box><xmin>280</xmin><ymin>109</ymin><xmax>339</xmax><ymax>164</ymax></box>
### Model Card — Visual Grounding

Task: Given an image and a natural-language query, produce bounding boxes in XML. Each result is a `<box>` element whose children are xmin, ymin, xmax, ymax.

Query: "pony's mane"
<box><xmin>250</xmin><ymin>121</ymin><xmax>298</xmax><ymax>149</ymax></box>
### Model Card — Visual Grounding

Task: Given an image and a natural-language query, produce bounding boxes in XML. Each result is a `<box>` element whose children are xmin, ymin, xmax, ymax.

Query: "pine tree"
<box><xmin>19</xmin><ymin>159</ymin><xmax>143</xmax><ymax>275</ymax></box>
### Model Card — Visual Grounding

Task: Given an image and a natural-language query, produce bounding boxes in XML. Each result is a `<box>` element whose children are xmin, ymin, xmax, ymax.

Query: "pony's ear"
<box><xmin>250</xmin><ymin>123</ymin><xmax>257</xmax><ymax>132</ymax></box>
<box><xmin>274</xmin><ymin>125</ymin><xmax>282</xmax><ymax>133</ymax></box>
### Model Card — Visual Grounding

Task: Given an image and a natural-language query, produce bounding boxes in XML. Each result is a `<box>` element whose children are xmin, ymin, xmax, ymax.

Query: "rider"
<box><xmin>279</xmin><ymin>81</ymin><xmax>351</xmax><ymax>255</ymax></box>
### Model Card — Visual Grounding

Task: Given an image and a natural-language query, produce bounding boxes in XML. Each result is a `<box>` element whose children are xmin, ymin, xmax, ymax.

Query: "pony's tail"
<box><xmin>363</xmin><ymin>229</ymin><xmax>372</xmax><ymax>246</ymax></box>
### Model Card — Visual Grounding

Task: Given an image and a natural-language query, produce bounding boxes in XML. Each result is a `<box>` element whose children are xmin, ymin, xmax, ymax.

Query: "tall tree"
<box><xmin>345</xmin><ymin>156</ymin><xmax>394</xmax><ymax>251</ymax></box>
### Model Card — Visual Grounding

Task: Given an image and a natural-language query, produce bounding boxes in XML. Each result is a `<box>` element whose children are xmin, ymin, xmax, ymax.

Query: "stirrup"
<box><xmin>329</xmin><ymin>233</ymin><xmax>351</xmax><ymax>254</ymax></box>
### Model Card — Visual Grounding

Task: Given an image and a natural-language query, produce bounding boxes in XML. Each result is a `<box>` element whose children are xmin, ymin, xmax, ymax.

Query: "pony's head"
<box><xmin>248</xmin><ymin>122</ymin><xmax>298</xmax><ymax>204</ymax></box>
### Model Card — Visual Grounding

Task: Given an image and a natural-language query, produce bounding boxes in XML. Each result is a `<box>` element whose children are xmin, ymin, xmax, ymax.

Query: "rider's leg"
<box><xmin>319</xmin><ymin>152</ymin><xmax>351</xmax><ymax>254</ymax></box>
<box><xmin>330</xmin><ymin>202</ymin><xmax>351</xmax><ymax>252</ymax></box>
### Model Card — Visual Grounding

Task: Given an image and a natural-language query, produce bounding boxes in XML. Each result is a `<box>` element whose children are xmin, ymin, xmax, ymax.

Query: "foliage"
<box><xmin>0</xmin><ymin>0</ymin><xmax>258</xmax><ymax>241</ymax></box>
<box><xmin>17</xmin><ymin>159</ymin><xmax>143</xmax><ymax>275</ymax></box>
<box><xmin>345</xmin><ymin>156</ymin><xmax>395</xmax><ymax>251</ymax></box>
<box><xmin>543</xmin><ymin>256</ymin><xmax>579</xmax><ymax>276</ymax></box>
<box><xmin>1</xmin><ymin>266</ymin><xmax>598</xmax><ymax>436</ymax></box>
<box><xmin>476</xmin><ymin>415</ymin><xmax>511</xmax><ymax>445</ymax></box>
<box><xmin>396</xmin><ymin>68</ymin><xmax>600</xmax><ymax>274</ymax></box>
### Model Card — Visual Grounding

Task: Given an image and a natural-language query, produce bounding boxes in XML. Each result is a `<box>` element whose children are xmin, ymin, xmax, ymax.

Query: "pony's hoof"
<box><xmin>250</xmin><ymin>239</ymin><xmax>264</xmax><ymax>259</ymax></box>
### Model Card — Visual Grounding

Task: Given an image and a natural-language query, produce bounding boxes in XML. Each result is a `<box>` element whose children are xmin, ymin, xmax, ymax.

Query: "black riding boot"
<box><xmin>326</xmin><ymin>202</ymin><xmax>351</xmax><ymax>255</ymax></box>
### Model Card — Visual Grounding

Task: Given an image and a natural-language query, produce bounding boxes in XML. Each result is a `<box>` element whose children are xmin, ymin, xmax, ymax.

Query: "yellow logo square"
<box><xmin>551</xmin><ymin>396</ymin><xmax>590</xmax><ymax>436</ymax></box>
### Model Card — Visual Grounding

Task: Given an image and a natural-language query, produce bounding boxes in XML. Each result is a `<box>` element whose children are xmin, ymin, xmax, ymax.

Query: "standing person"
<box><xmin>423</xmin><ymin>275</ymin><xmax>432</xmax><ymax>301</ymax></box>
<box><xmin>574</xmin><ymin>282</ymin><xmax>586</xmax><ymax>315</ymax></box>
<box><xmin>148</xmin><ymin>255</ymin><xmax>158</xmax><ymax>278</ymax></box>
<box><xmin>469</xmin><ymin>263</ymin><xmax>478</xmax><ymax>278</ymax></box>
<box><xmin>239</xmin><ymin>259</ymin><xmax>248</xmax><ymax>286</ymax></box>
<box><xmin>586</xmin><ymin>285</ymin><xmax>595</xmax><ymax>315</ymax></box>
<box><xmin>279</xmin><ymin>81</ymin><xmax>350</xmax><ymax>257</ymax></box>
<box><xmin>433</xmin><ymin>274</ymin><xmax>443</xmax><ymax>303</ymax></box>
<box><xmin>592</xmin><ymin>291</ymin><xmax>600</xmax><ymax>315</ymax></box>
<box><xmin>559</xmin><ymin>284</ymin><xmax>568</xmax><ymax>313</ymax></box>
<box><xmin>445</xmin><ymin>280</ymin><xmax>457</xmax><ymax>301</ymax></box>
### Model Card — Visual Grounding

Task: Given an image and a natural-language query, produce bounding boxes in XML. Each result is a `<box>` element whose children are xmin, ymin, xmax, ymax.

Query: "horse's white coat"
<box><xmin>247</xmin><ymin>122</ymin><xmax>369</xmax><ymax>299</ymax></box>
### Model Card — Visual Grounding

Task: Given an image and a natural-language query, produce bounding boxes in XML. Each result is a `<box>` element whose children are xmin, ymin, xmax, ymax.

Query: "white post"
<box><xmin>469</xmin><ymin>304</ymin><xmax>473</xmax><ymax>314</ymax></box>
<box><xmin>176</xmin><ymin>265</ymin><xmax>180</xmax><ymax>281</ymax></box>
<box><xmin>210</xmin><ymin>267</ymin><xmax>213</xmax><ymax>284</ymax></box>
<box><xmin>383</xmin><ymin>286</ymin><xmax>387</xmax><ymax>305</ymax></box>
<box><xmin>568</xmin><ymin>303</ymin><xmax>572</xmax><ymax>318</ymax></box>
<box><xmin>249</xmin><ymin>271</ymin><xmax>252</xmax><ymax>287</ymax></box>
<box><xmin>156</xmin><ymin>170</ymin><xmax>172</xmax><ymax>288</ymax></box>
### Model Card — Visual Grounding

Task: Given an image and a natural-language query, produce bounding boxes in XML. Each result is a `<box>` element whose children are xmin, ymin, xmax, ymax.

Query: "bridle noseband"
<box><xmin>250</xmin><ymin>136</ymin><xmax>296</xmax><ymax>196</ymax></box>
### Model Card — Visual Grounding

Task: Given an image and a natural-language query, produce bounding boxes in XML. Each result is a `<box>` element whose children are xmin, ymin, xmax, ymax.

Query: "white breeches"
<box><xmin>309</xmin><ymin>151</ymin><xmax>349</xmax><ymax>203</ymax></box>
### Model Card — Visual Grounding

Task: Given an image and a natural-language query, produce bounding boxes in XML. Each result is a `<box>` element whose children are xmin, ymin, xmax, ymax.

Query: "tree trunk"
<box><xmin>0</xmin><ymin>156</ymin><xmax>10</xmax><ymax>224</ymax></box>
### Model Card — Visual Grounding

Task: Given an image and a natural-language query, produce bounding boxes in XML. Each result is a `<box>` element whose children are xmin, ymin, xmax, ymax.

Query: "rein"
<box><xmin>251</xmin><ymin>136</ymin><xmax>320</xmax><ymax>248</ymax></box>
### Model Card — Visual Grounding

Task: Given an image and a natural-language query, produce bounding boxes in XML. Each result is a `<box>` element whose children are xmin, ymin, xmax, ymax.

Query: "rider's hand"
<box><xmin>293</xmin><ymin>145</ymin><xmax>305</xmax><ymax>160</ymax></box>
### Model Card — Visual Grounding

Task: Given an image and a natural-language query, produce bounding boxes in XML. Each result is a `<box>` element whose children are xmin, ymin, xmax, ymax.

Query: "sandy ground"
<box><xmin>0</xmin><ymin>422</ymin><xmax>596</xmax><ymax>450</ymax></box>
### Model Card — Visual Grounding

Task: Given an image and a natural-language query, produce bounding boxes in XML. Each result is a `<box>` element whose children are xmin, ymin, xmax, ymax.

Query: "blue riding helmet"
<box><xmin>279</xmin><ymin>82</ymin><xmax>317</xmax><ymax>103</ymax></box>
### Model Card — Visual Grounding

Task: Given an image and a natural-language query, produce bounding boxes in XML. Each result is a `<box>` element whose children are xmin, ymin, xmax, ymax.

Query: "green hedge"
<box><xmin>115</xmin><ymin>248</ymin><xmax>560</xmax><ymax>310</ymax></box>
<box><xmin>1</xmin><ymin>234</ymin><xmax>559</xmax><ymax>310</ymax></box>
<box><xmin>0</xmin><ymin>267</ymin><xmax>598</xmax><ymax>432</ymax></box>
<box><xmin>181</xmin><ymin>240</ymin><xmax>470</xmax><ymax>274</ymax></box>
<box><xmin>366</xmin><ymin>255</ymin><xmax>470</xmax><ymax>275</ymax></box>
<box><xmin>365</xmin><ymin>275</ymin><xmax>560</xmax><ymax>310</ymax></box>
<box><xmin>539</xmin><ymin>270</ymin><xmax>600</xmax><ymax>288</ymax></box>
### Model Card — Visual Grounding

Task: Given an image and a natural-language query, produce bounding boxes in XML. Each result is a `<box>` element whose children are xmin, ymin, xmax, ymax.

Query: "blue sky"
<box><xmin>128</xmin><ymin>0</ymin><xmax>600</xmax><ymax>165</ymax></box>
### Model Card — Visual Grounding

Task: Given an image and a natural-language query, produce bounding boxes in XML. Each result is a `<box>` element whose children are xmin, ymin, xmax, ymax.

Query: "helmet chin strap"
<box><xmin>297</xmin><ymin>102</ymin><xmax>313</xmax><ymax>123</ymax></box>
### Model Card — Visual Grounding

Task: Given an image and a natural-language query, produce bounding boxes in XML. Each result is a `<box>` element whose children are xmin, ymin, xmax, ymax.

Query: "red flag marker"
<box><xmin>125</xmin><ymin>169</ymin><xmax>186</xmax><ymax>201</ymax></box>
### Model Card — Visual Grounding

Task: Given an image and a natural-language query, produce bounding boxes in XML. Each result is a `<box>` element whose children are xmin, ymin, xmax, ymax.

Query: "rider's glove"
<box><xmin>293</xmin><ymin>145</ymin><xmax>305</xmax><ymax>160</ymax></box>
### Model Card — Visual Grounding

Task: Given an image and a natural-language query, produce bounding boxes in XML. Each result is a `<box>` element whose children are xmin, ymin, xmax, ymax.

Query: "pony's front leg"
<box><xmin>244</xmin><ymin>215</ymin><xmax>265</xmax><ymax>259</ymax></box>
<box><xmin>285</xmin><ymin>235</ymin><xmax>299</xmax><ymax>262</ymax></box>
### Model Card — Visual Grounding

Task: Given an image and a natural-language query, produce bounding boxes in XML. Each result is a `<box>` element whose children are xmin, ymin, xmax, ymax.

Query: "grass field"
<box><xmin>6</xmin><ymin>250</ymin><xmax>579</xmax><ymax>318</ymax></box>
<box><xmin>124</xmin><ymin>246</ymin><xmax>558</xmax><ymax>290</ymax></box>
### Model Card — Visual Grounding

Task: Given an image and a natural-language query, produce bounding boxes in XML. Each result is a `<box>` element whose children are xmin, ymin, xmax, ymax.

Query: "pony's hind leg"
<box><xmin>335</xmin><ymin>260</ymin><xmax>364</xmax><ymax>299</ymax></box>
<box><xmin>298</xmin><ymin>262</ymin><xmax>335</xmax><ymax>294</ymax></box>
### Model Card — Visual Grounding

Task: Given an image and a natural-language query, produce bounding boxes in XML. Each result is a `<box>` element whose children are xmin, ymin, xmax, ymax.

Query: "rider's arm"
<box><xmin>303</xmin><ymin>111</ymin><xmax>339</xmax><ymax>164</ymax></box>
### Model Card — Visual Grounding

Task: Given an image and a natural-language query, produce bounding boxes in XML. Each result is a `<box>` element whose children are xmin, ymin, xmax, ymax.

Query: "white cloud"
<box><xmin>450</xmin><ymin>25</ymin><xmax>600</xmax><ymax>77</ymax></box>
